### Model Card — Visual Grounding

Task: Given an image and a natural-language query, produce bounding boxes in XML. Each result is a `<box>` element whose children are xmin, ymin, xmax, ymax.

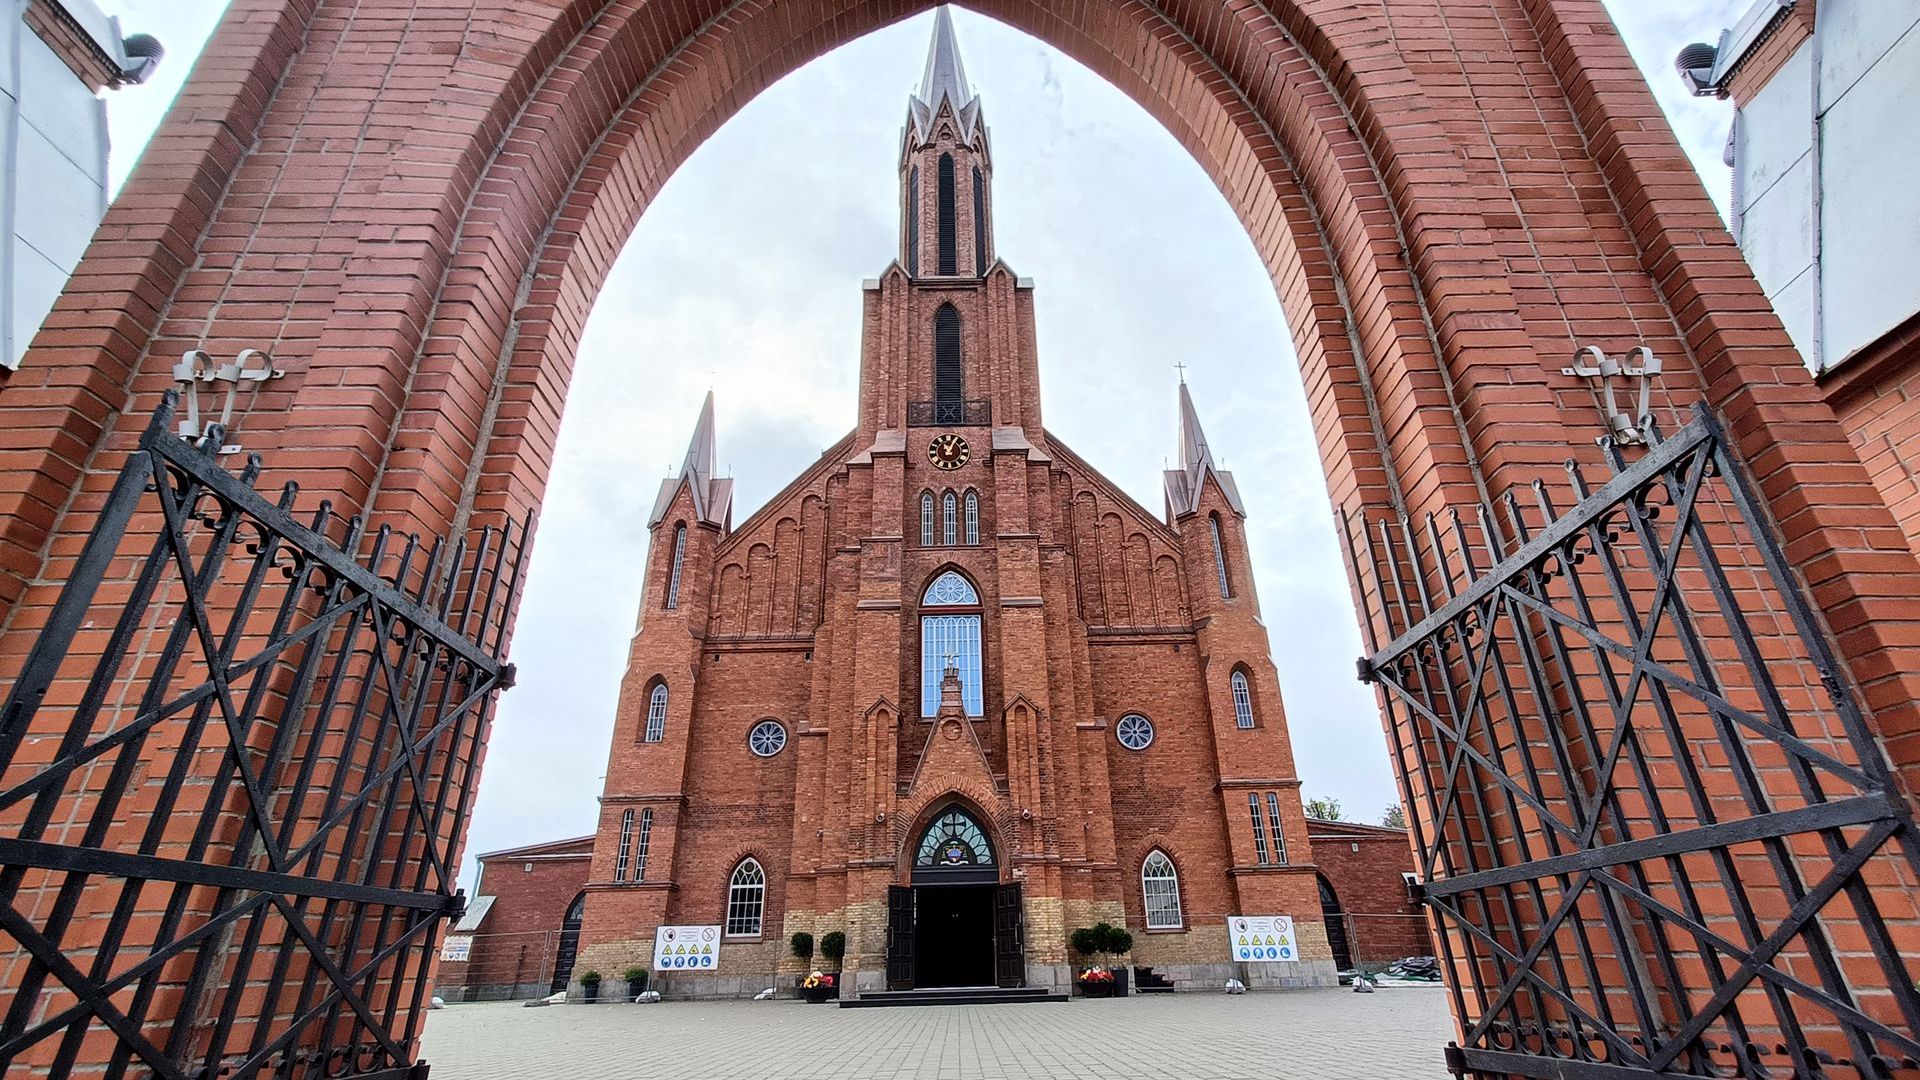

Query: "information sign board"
<box><xmin>1226</xmin><ymin>915</ymin><xmax>1297</xmax><ymax>962</ymax></box>
<box><xmin>652</xmin><ymin>924</ymin><xmax>721</xmax><ymax>971</ymax></box>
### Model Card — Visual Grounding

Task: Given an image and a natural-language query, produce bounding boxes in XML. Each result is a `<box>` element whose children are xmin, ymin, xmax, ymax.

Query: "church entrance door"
<box><xmin>912</xmin><ymin>884</ymin><xmax>995</xmax><ymax>988</ymax></box>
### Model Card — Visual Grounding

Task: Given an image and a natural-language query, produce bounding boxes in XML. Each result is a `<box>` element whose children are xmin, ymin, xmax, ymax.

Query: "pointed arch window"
<box><xmin>665</xmin><ymin>523</ymin><xmax>687</xmax><ymax>609</ymax></box>
<box><xmin>936</xmin><ymin>152</ymin><xmax>957</xmax><ymax>274</ymax></box>
<box><xmin>614</xmin><ymin>809</ymin><xmax>635</xmax><ymax>882</ymax></box>
<box><xmin>943</xmin><ymin>491</ymin><xmax>958</xmax><ymax>546</ymax></box>
<box><xmin>1210</xmin><ymin>513</ymin><xmax>1231</xmax><ymax>599</ymax></box>
<box><xmin>1249</xmin><ymin>793</ymin><xmax>1272</xmax><ymax>865</ymax></box>
<box><xmin>920</xmin><ymin>571</ymin><xmax>982</xmax><ymax>717</ymax></box>
<box><xmin>1265</xmin><ymin>792</ymin><xmax>1288</xmax><ymax>864</ymax></box>
<box><xmin>971</xmin><ymin>165</ymin><xmax>986</xmax><ymax>274</ymax></box>
<box><xmin>964</xmin><ymin>491</ymin><xmax>978</xmax><ymax>545</ymax></box>
<box><xmin>634</xmin><ymin>808</ymin><xmax>653</xmax><ymax>881</ymax></box>
<box><xmin>907</xmin><ymin>164</ymin><xmax>920</xmax><ymax>272</ymax></box>
<box><xmin>934</xmin><ymin>304</ymin><xmax>962</xmax><ymax>408</ymax></box>
<box><xmin>1143</xmin><ymin>850</ymin><xmax>1183</xmax><ymax>928</ymax></box>
<box><xmin>921</xmin><ymin>491</ymin><xmax>936</xmax><ymax>546</ymax></box>
<box><xmin>725</xmin><ymin>859</ymin><xmax>765</xmax><ymax>936</ymax></box>
<box><xmin>915</xmin><ymin>808</ymin><xmax>994</xmax><ymax>867</ymax></box>
<box><xmin>1231</xmin><ymin>670</ymin><xmax>1255</xmax><ymax>729</ymax></box>
<box><xmin>645</xmin><ymin>682</ymin><xmax>668</xmax><ymax>743</ymax></box>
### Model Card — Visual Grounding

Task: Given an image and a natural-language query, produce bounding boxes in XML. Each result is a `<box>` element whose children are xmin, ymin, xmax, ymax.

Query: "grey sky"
<box><xmin>95</xmin><ymin>1</ymin><xmax>1747</xmax><ymax>888</ymax></box>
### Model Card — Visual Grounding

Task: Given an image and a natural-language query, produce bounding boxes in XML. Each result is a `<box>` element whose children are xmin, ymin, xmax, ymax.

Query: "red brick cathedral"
<box><xmin>576</xmin><ymin>10</ymin><xmax>1333</xmax><ymax>997</ymax></box>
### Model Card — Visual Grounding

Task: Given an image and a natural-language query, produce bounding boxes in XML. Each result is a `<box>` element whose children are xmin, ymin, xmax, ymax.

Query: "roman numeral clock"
<box><xmin>928</xmin><ymin>433</ymin><xmax>970</xmax><ymax>470</ymax></box>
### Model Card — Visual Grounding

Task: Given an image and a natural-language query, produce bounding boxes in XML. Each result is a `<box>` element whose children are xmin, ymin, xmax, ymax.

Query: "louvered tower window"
<box><xmin>937</xmin><ymin>153</ymin><xmax>957</xmax><ymax>274</ymax></box>
<box><xmin>934</xmin><ymin>304</ymin><xmax>962</xmax><ymax>408</ymax></box>
<box><xmin>907</xmin><ymin>165</ymin><xmax>920</xmax><ymax>273</ymax></box>
<box><xmin>664</xmin><ymin>523</ymin><xmax>686</xmax><ymax>609</ymax></box>
<box><xmin>972</xmin><ymin>166</ymin><xmax>986</xmax><ymax>274</ymax></box>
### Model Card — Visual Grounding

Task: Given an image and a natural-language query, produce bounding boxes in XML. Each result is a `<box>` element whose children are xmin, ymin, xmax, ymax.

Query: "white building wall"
<box><xmin>1730</xmin><ymin>1</ymin><xmax>1920</xmax><ymax>373</ymax></box>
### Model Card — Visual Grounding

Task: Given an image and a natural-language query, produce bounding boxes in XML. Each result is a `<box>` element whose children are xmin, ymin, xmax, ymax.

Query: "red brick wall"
<box><xmin>1307</xmin><ymin>821</ymin><xmax>1433</xmax><ymax>966</ymax></box>
<box><xmin>22</xmin><ymin>0</ymin><xmax>121</xmax><ymax>91</ymax></box>
<box><xmin>1823</xmin><ymin>315</ymin><xmax>1920</xmax><ymax>562</ymax></box>
<box><xmin>436</xmin><ymin>842</ymin><xmax>592</xmax><ymax>1001</ymax></box>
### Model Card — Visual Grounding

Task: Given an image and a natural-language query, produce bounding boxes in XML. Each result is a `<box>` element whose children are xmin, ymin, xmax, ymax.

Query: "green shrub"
<box><xmin>1069</xmin><ymin>927</ymin><xmax>1101</xmax><ymax>956</ymax></box>
<box><xmin>623</xmin><ymin>966</ymin><xmax>649</xmax><ymax>989</ymax></box>
<box><xmin>580</xmin><ymin>970</ymin><xmax>602</xmax><ymax>985</ymax></box>
<box><xmin>1100</xmin><ymin>925</ymin><xmax>1134</xmax><ymax>955</ymax></box>
<box><xmin>820</xmin><ymin>931</ymin><xmax>846</xmax><ymax>963</ymax></box>
<box><xmin>790</xmin><ymin>932</ymin><xmax>815</xmax><ymax>960</ymax></box>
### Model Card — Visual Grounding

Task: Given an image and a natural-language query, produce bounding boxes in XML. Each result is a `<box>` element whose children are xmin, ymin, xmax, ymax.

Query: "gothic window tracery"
<box><xmin>1232</xmin><ymin>669</ymin><xmax>1255</xmax><ymax>729</ymax></box>
<box><xmin>726</xmin><ymin>859</ymin><xmax>765</xmax><ymax>936</ymax></box>
<box><xmin>920</xmin><ymin>571</ymin><xmax>982</xmax><ymax>716</ymax></box>
<box><xmin>914</xmin><ymin>808</ymin><xmax>994</xmax><ymax>866</ymax></box>
<box><xmin>921</xmin><ymin>491</ymin><xmax>935</xmax><ymax>546</ymax></box>
<box><xmin>964</xmin><ymin>491</ymin><xmax>978</xmax><ymax>544</ymax></box>
<box><xmin>1143</xmin><ymin>850</ymin><xmax>1182</xmax><ymax>928</ymax></box>
<box><xmin>645</xmin><ymin>682</ymin><xmax>668</xmax><ymax>743</ymax></box>
<box><xmin>943</xmin><ymin>491</ymin><xmax>957</xmax><ymax>545</ymax></box>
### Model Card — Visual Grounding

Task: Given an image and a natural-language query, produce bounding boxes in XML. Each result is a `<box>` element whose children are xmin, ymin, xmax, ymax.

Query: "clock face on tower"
<box><xmin>928</xmin><ymin>433</ymin><xmax>970</xmax><ymax>471</ymax></box>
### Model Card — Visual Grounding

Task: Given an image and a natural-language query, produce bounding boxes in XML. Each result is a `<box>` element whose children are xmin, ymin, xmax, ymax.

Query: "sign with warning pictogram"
<box><xmin>1226</xmin><ymin>915</ymin><xmax>1297</xmax><ymax>963</ymax></box>
<box><xmin>652</xmin><ymin>924</ymin><xmax>722</xmax><ymax>971</ymax></box>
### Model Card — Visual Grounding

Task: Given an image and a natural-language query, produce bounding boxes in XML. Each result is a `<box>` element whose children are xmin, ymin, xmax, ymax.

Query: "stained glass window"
<box><xmin>922</xmin><ymin>572</ymin><xmax>982</xmax><ymax>716</ymax></box>
<box><xmin>924</xmin><ymin>571</ymin><xmax>977</xmax><ymax>605</ymax></box>
<box><xmin>915</xmin><ymin>808</ymin><xmax>994</xmax><ymax>866</ymax></box>
<box><xmin>726</xmin><ymin>859</ymin><xmax>764</xmax><ymax>936</ymax></box>
<box><xmin>1143</xmin><ymin>850</ymin><xmax>1182</xmax><ymax>928</ymax></box>
<box><xmin>1116</xmin><ymin>713</ymin><xmax>1154</xmax><ymax>751</ymax></box>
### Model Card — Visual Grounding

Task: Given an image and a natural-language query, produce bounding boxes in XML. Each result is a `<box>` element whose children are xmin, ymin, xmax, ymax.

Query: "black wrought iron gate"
<box><xmin>0</xmin><ymin>395</ymin><xmax>523</xmax><ymax>1079</ymax></box>
<box><xmin>1351</xmin><ymin>406</ymin><xmax>1920</xmax><ymax>1079</ymax></box>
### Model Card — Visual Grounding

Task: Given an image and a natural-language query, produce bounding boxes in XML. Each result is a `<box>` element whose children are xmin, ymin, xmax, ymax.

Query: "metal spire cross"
<box><xmin>1174</xmin><ymin>361</ymin><xmax>1188</xmax><ymax>384</ymax></box>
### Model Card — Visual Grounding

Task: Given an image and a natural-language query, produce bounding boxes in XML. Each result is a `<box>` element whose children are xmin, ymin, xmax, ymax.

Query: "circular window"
<box><xmin>748</xmin><ymin>719</ymin><xmax>787</xmax><ymax>757</ymax></box>
<box><xmin>1115</xmin><ymin>713</ymin><xmax>1154</xmax><ymax>751</ymax></box>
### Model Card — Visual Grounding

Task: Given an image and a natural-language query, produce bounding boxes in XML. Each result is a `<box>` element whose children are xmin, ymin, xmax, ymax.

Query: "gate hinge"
<box><xmin>1443</xmin><ymin>1043</ymin><xmax>1468</xmax><ymax>1077</ymax></box>
<box><xmin>444</xmin><ymin>890</ymin><xmax>468</xmax><ymax>919</ymax></box>
<box><xmin>1355</xmin><ymin>657</ymin><xmax>1376</xmax><ymax>684</ymax></box>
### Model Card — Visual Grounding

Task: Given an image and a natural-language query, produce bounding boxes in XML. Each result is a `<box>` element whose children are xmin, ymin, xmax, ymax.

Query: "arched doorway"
<box><xmin>1316</xmin><ymin>875</ymin><xmax>1352</xmax><ymax>973</ymax></box>
<box><xmin>5</xmin><ymin>1</ymin><xmax>1920</xmax><ymax>1077</ymax></box>
<box><xmin>887</xmin><ymin>806</ymin><xmax>1020</xmax><ymax>990</ymax></box>
<box><xmin>549</xmin><ymin>892</ymin><xmax>586</xmax><ymax>995</ymax></box>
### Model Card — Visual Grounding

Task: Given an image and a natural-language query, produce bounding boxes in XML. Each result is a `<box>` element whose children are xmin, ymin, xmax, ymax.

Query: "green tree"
<box><xmin>1382</xmin><ymin>804</ymin><xmax>1407</xmax><ymax>829</ymax></box>
<box><xmin>1304</xmin><ymin>795</ymin><xmax>1343</xmax><ymax>821</ymax></box>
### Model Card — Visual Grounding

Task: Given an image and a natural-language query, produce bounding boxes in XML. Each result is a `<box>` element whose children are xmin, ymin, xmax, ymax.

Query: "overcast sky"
<box><xmin>97</xmin><ymin>1</ymin><xmax>1746</xmax><ymax>889</ymax></box>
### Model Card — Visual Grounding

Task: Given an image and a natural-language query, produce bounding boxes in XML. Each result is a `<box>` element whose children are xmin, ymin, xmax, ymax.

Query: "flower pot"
<box><xmin>800</xmin><ymin>984</ymin><xmax>838</xmax><ymax>1003</ymax></box>
<box><xmin>582</xmin><ymin>983</ymin><xmax>600</xmax><ymax>1003</ymax></box>
<box><xmin>1075</xmin><ymin>980</ymin><xmax>1114</xmax><ymax>998</ymax></box>
<box><xmin>626</xmin><ymin>979</ymin><xmax>647</xmax><ymax>1000</ymax></box>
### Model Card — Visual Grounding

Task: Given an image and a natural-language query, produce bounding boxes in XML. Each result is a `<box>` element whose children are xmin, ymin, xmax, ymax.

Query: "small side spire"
<box><xmin>1163</xmin><ymin>379</ymin><xmax>1246</xmax><ymax>521</ymax></box>
<box><xmin>649</xmin><ymin>391</ymin><xmax>733</xmax><ymax>529</ymax></box>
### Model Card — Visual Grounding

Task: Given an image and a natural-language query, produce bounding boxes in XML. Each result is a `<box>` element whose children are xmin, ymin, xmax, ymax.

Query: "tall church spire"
<box><xmin>900</xmin><ymin>7</ymin><xmax>993</xmax><ymax>277</ymax></box>
<box><xmin>649</xmin><ymin>391</ymin><xmax>733</xmax><ymax>528</ymax></box>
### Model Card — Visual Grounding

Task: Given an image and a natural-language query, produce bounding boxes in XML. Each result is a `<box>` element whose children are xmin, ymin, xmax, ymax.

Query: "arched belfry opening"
<box><xmin>888</xmin><ymin>803</ymin><xmax>1022</xmax><ymax>991</ymax></box>
<box><xmin>4</xmin><ymin>0</ymin><xmax>1920</xmax><ymax>1074</ymax></box>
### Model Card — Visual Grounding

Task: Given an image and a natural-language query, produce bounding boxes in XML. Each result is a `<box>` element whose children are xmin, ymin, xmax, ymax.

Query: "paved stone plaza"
<box><xmin>418</xmin><ymin>988</ymin><xmax>1455</xmax><ymax>1079</ymax></box>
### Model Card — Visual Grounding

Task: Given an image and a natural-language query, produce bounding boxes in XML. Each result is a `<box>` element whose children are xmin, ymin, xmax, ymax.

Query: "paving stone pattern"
<box><xmin>418</xmin><ymin>988</ymin><xmax>1455</xmax><ymax>1079</ymax></box>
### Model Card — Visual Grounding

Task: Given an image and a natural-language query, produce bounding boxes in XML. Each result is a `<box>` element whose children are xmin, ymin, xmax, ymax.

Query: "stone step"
<box><xmin>840</xmin><ymin>985</ymin><xmax>1070</xmax><ymax>1008</ymax></box>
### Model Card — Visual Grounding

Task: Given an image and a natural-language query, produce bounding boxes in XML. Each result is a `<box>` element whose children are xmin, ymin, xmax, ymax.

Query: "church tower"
<box><xmin>578</xmin><ymin>8</ymin><xmax>1330</xmax><ymax>1003</ymax></box>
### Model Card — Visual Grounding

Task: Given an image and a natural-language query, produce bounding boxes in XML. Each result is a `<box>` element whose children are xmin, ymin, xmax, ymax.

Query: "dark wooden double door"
<box><xmin>887</xmin><ymin>882</ymin><xmax>1023</xmax><ymax>989</ymax></box>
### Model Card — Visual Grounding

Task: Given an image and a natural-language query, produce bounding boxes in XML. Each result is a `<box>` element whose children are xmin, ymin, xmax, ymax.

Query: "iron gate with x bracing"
<box><xmin>0</xmin><ymin>394</ymin><xmax>523</xmax><ymax>1079</ymax></box>
<box><xmin>1349</xmin><ymin>405</ymin><xmax>1920</xmax><ymax>1080</ymax></box>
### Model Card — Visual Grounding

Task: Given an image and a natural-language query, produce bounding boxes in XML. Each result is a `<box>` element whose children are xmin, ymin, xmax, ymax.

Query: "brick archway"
<box><xmin>7</xmin><ymin>0</ymin><xmax>1920</xmax><ymax>1072</ymax></box>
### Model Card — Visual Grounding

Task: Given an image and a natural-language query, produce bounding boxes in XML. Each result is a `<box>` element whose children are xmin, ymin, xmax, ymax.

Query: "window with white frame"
<box><xmin>1248</xmin><ymin>793</ymin><xmax>1271</xmax><ymax>865</ymax></box>
<box><xmin>665</xmin><ymin>523</ymin><xmax>686</xmax><ymax>609</ymax></box>
<box><xmin>1231</xmin><ymin>670</ymin><xmax>1255</xmax><ymax>729</ymax></box>
<box><xmin>920</xmin><ymin>571</ymin><xmax>982</xmax><ymax>716</ymax></box>
<box><xmin>1265</xmin><ymin>792</ymin><xmax>1287</xmax><ymax>864</ymax></box>
<box><xmin>726</xmin><ymin>858</ymin><xmax>765</xmax><ymax>936</ymax></box>
<box><xmin>1142</xmin><ymin>850</ymin><xmax>1182</xmax><ymax>928</ymax></box>
<box><xmin>943</xmin><ymin>491</ymin><xmax>957</xmax><ymax>546</ymax></box>
<box><xmin>1115</xmin><ymin>713</ymin><xmax>1154</xmax><ymax>751</ymax></box>
<box><xmin>614</xmin><ymin>809</ymin><xmax>634</xmax><ymax>882</ymax></box>
<box><xmin>1210</xmin><ymin>514</ymin><xmax>1231</xmax><ymax>598</ymax></box>
<box><xmin>921</xmin><ymin>492</ymin><xmax>935</xmax><ymax>547</ymax></box>
<box><xmin>964</xmin><ymin>491</ymin><xmax>978</xmax><ymax>544</ymax></box>
<box><xmin>634</xmin><ymin>808</ymin><xmax>653</xmax><ymax>881</ymax></box>
<box><xmin>645</xmin><ymin>682</ymin><xmax>668</xmax><ymax>742</ymax></box>
<box><xmin>748</xmin><ymin>719</ymin><xmax>787</xmax><ymax>757</ymax></box>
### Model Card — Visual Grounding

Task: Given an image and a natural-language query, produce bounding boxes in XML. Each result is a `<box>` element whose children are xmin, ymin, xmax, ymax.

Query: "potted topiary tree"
<box><xmin>623</xmin><ymin>966</ymin><xmax>649</xmax><ymax>1000</ymax></box>
<box><xmin>820</xmin><ymin>931</ymin><xmax>846</xmax><ymax>971</ymax></box>
<box><xmin>580</xmin><ymin>970</ymin><xmax>602</xmax><ymax>1004</ymax></box>
<box><xmin>1098</xmin><ymin>924</ymin><xmax>1133</xmax><ymax>997</ymax></box>
<box><xmin>790</xmin><ymin>932</ymin><xmax>815</xmax><ymax>965</ymax></box>
<box><xmin>1070</xmin><ymin>927</ymin><xmax>1113</xmax><ymax>997</ymax></box>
